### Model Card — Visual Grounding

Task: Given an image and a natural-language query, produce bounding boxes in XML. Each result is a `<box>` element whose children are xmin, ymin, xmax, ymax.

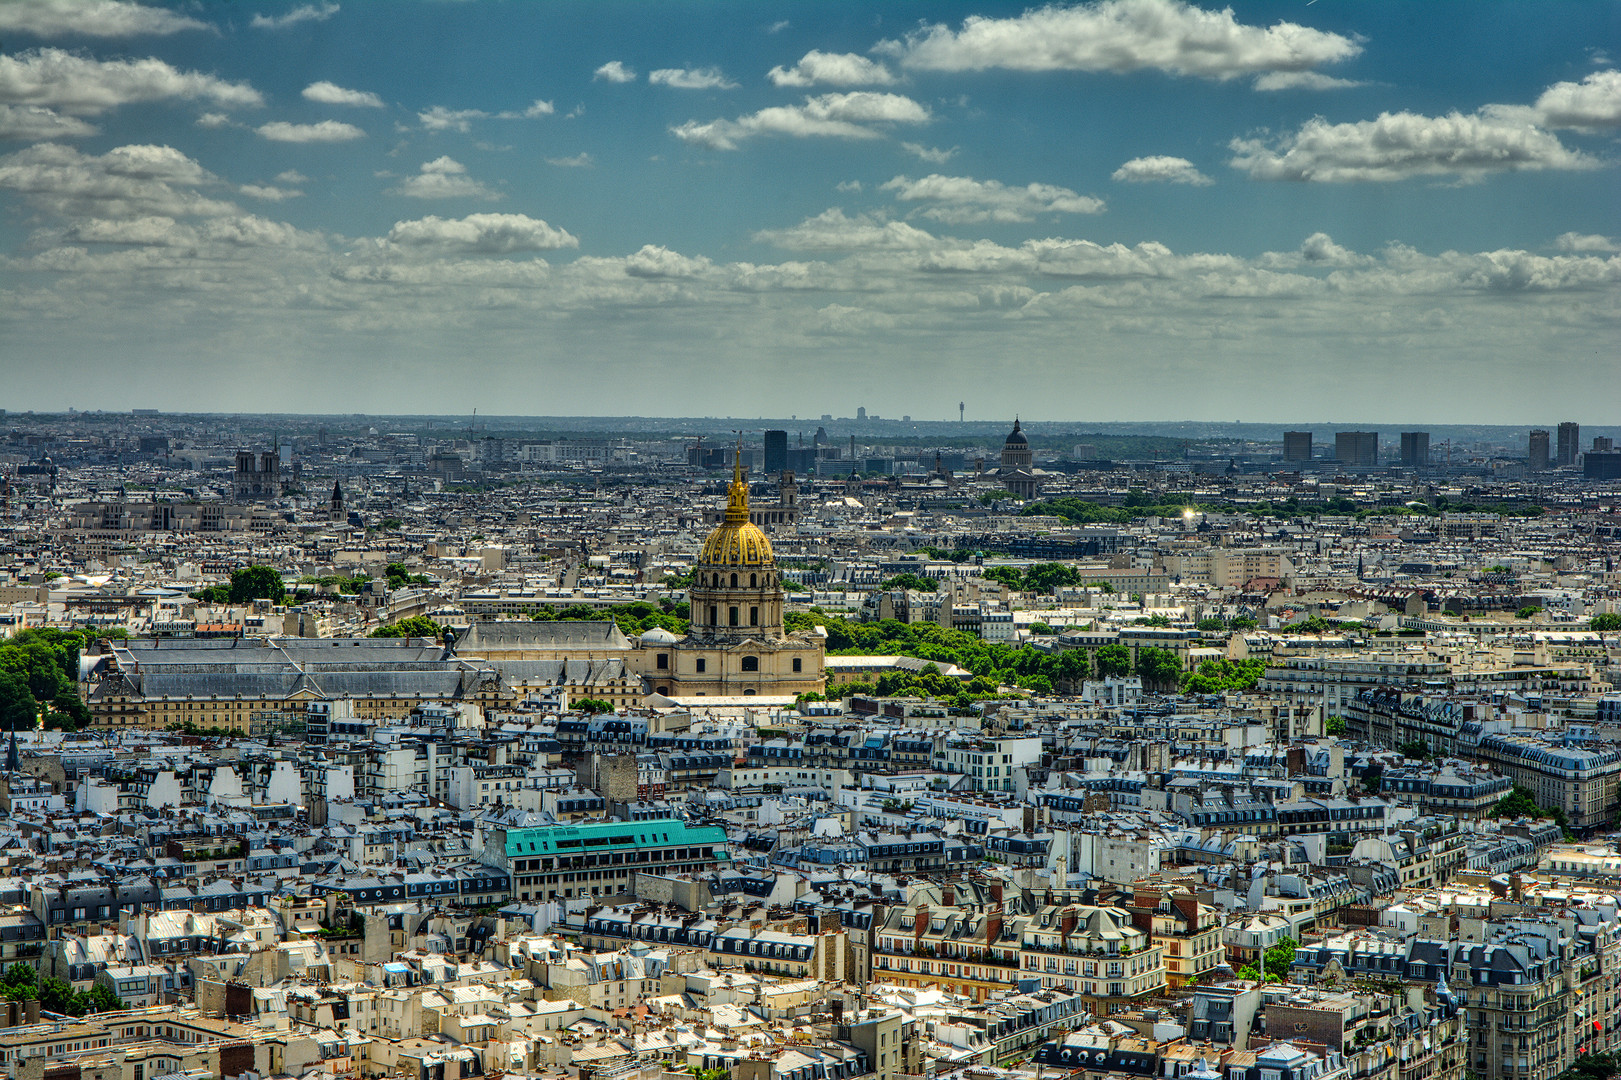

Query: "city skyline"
<box><xmin>0</xmin><ymin>0</ymin><xmax>1617</xmax><ymax>419</ymax></box>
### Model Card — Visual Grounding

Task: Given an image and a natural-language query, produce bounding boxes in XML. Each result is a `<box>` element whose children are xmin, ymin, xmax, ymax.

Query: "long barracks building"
<box><xmin>482</xmin><ymin>818</ymin><xmax>728</xmax><ymax>902</ymax></box>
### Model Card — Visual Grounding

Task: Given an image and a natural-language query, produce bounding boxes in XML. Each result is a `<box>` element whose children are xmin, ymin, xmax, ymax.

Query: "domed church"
<box><xmin>633</xmin><ymin>456</ymin><xmax>826</xmax><ymax>700</ymax></box>
<box><xmin>998</xmin><ymin>417</ymin><xmax>1041</xmax><ymax>499</ymax></box>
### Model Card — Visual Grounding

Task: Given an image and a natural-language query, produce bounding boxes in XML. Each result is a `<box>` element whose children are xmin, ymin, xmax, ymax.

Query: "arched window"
<box><xmin>743</xmin><ymin>688</ymin><xmax>756</xmax><ymax>696</ymax></box>
<box><xmin>730</xmin><ymin>573</ymin><xmax>738</xmax><ymax>588</ymax></box>
<box><xmin>742</xmin><ymin>656</ymin><xmax>759</xmax><ymax>672</ymax></box>
<box><xmin>750</xmin><ymin>573</ymin><xmax>757</xmax><ymax>587</ymax></box>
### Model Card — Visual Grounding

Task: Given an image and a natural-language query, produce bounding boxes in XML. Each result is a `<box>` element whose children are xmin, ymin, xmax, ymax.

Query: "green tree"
<box><xmin>1399</xmin><ymin>739</ymin><xmax>1432</xmax><ymax>761</ymax></box>
<box><xmin>228</xmin><ymin>565</ymin><xmax>286</xmax><ymax>605</ymax></box>
<box><xmin>84</xmin><ymin>983</ymin><xmax>126</xmax><ymax>1013</ymax></box>
<box><xmin>1263</xmin><ymin>937</ymin><xmax>1297</xmax><ymax>983</ymax></box>
<box><xmin>881</xmin><ymin>573</ymin><xmax>938</xmax><ymax>592</ymax></box>
<box><xmin>1134</xmin><ymin>647</ymin><xmax>1183</xmax><ymax>691</ymax></box>
<box><xmin>0</xmin><ymin>670</ymin><xmax>37</xmax><ymax>731</ymax></box>
<box><xmin>1516</xmin><ymin>605</ymin><xmax>1540</xmax><ymax>619</ymax></box>
<box><xmin>1230</xmin><ymin>616</ymin><xmax>1258</xmax><ymax>630</ymax></box>
<box><xmin>573</xmin><ymin>698</ymin><xmax>615</xmax><ymax>715</ymax></box>
<box><xmin>1196</xmin><ymin>617</ymin><xmax>1226</xmax><ymax>632</ymax></box>
<box><xmin>1094</xmin><ymin>644</ymin><xmax>1132</xmax><ymax>679</ymax></box>
<box><xmin>1592</xmin><ymin>613</ymin><xmax>1621</xmax><ymax>632</ymax></box>
<box><xmin>371</xmin><ymin>616</ymin><xmax>444</xmax><ymax>639</ymax></box>
<box><xmin>1054</xmin><ymin>649</ymin><xmax>1091</xmax><ymax>688</ymax></box>
<box><xmin>1027</xmin><ymin>623</ymin><xmax>1055</xmax><ymax>636</ymax></box>
<box><xmin>1325</xmin><ymin>716</ymin><xmax>1346</xmax><ymax>736</ymax></box>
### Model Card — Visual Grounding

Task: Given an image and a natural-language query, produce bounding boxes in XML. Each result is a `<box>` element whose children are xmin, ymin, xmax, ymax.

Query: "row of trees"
<box><xmin>1</xmin><ymin>962</ymin><xmax>125</xmax><ymax>1016</ymax></box>
<box><xmin>0</xmin><ymin>627</ymin><xmax>96</xmax><ymax>733</ymax></box>
<box><xmin>191</xmin><ymin>564</ymin><xmax>285</xmax><ymax>605</ymax></box>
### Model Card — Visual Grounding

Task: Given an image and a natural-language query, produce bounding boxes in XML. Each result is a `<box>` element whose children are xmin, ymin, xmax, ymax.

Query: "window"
<box><xmin>741</xmin><ymin>656</ymin><xmax>760</xmax><ymax>672</ymax></box>
<box><xmin>750</xmin><ymin>606</ymin><xmax>759</xmax><ymax>626</ymax></box>
<box><xmin>730</xmin><ymin>606</ymin><xmax>739</xmax><ymax>626</ymax></box>
<box><xmin>793</xmin><ymin>658</ymin><xmax>802</xmax><ymax>672</ymax></box>
<box><xmin>695</xmin><ymin>659</ymin><xmax>706</xmax><ymax>673</ymax></box>
<box><xmin>750</xmin><ymin>573</ymin><xmax>757</xmax><ymax>587</ymax></box>
<box><xmin>731</xmin><ymin>573</ymin><xmax>738</xmax><ymax>587</ymax></box>
<box><xmin>656</xmin><ymin>653</ymin><xmax>668</xmax><ymax>670</ymax></box>
<box><xmin>708</xmin><ymin>605</ymin><xmax>717</xmax><ymax>626</ymax></box>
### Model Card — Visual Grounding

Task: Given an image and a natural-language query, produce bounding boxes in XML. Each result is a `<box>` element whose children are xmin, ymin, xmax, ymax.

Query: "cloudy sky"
<box><xmin>0</xmin><ymin>0</ymin><xmax>1617</xmax><ymax>421</ymax></box>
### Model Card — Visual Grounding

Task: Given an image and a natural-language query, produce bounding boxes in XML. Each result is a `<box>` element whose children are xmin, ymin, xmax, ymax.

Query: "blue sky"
<box><xmin>0</xmin><ymin>0</ymin><xmax>1617</xmax><ymax>421</ymax></box>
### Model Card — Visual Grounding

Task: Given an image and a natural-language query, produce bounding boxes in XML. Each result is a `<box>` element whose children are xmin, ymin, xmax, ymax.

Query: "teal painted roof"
<box><xmin>504</xmin><ymin>817</ymin><xmax>727</xmax><ymax>857</ymax></box>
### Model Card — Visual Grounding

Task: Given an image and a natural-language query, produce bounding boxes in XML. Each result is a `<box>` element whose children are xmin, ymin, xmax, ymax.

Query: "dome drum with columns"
<box><xmin>629</xmin><ymin>452</ymin><xmax>825</xmax><ymax>700</ymax></box>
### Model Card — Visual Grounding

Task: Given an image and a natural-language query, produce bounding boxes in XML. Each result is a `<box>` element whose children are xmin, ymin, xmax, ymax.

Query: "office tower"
<box><xmin>763</xmin><ymin>430</ymin><xmax>788</xmax><ymax>475</ymax></box>
<box><xmin>1558</xmin><ymin>422</ymin><xmax>1580</xmax><ymax>466</ymax></box>
<box><xmin>856</xmin><ymin>406</ymin><xmax>867</xmax><ymax>421</ymax></box>
<box><xmin>1400</xmin><ymin>432</ymin><xmax>1430</xmax><ymax>467</ymax></box>
<box><xmin>1335</xmin><ymin>431</ymin><xmax>1378</xmax><ymax>466</ymax></box>
<box><xmin>1586</xmin><ymin>452</ymin><xmax>1621</xmax><ymax>480</ymax></box>
<box><xmin>1529</xmin><ymin>429</ymin><xmax>1550</xmax><ymax>471</ymax></box>
<box><xmin>1282</xmin><ymin>431</ymin><xmax>1313</xmax><ymax>462</ymax></box>
<box><xmin>959</xmin><ymin>402</ymin><xmax>965</xmax><ymax>423</ymax></box>
<box><xmin>1595</xmin><ymin>436</ymin><xmax>1615</xmax><ymax>453</ymax></box>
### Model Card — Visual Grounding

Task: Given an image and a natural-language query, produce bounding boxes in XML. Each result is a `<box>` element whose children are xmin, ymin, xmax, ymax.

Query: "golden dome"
<box><xmin>699</xmin><ymin>454</ymin><xmax>774</xmax><ymax>567</ymax></box>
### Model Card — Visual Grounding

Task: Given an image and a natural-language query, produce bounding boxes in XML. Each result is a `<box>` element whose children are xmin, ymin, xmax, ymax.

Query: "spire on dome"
<box><xmin>725</xmin><ymin>439</ymin><xmax>750</xmax><ymax>523</ymax></box>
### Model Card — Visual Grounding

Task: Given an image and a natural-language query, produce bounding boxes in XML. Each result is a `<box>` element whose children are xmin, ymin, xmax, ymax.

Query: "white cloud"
<box><xmin>754</xmin><ymin>207</ymin><xmax>945</xmax><ymax>251</ymax></box>
<box><xmin>649</xmin><ymin>66</ymin><xmax>738</xmax><ymax>90</ymax></box>
<box><xmin>250</xmin><ymin>3</ymin><xmax>338</xmax><ymax>30</ymax></box>
<box><xmin>0</xmin><ymin>0</ymin><xmax>210</xmax><ymax>37</ymax></box>
<box><xmin>876</xmin><ymin>0</ymin><xmax>1362</xmax><ymax>81</ymax></box>
<box><xmin>240</xmin><ymin>183</ymin><xmax>303</xmax><ymax>201</ymax></box>
<box><xmin>419</xmin><ymin>101</ymin><xmax>551</xmax><ymax>131</ymax></box>
<box><xmin>594</xmin><ymin>61</ymin><xmax>637</xmax><ymax>83</ymax></box>
<box><xmin>1230</xmin><ymin>108</ymin><xmax>1593</xmax><ymax>182</ymax></box>
<box><xmin>388</xmin><ymin>156</ymin><xmax>501</xmax><ymax>200</ymax></box>
<box><xmin>881</xmin><ymin>173</ymin><xmax>1105</xmax><ymax>223</ymax></box>
<box><xmin>671</xmin><ymin>91</ymin><xmax>930</xmax><ymax>150</ymax></box>
<box><xmin>499</xmin><ymin>100</ymin><xmax>554</xmax><ymax>119</ymax></box>
<box><xmin>768</xmin><ymin>51</ymin><xmax>896</xmax><ymax>87</ymax></box>
<box><xmin>0</xmin><ymin>48</ymin><xmax>263</xmax><ymax>115</ymax></box>
<box><xmin>624</xmin><ymin>244</ymin><xmax>712</xmax><ymax>277</ymax></box>
<box><xmin>275</xmin><ymin>170</ymin><xmax>309</xmax><ymax>184</ymax></box>
<box><xmin>195</xmin><ymin>112</ymin><xmax>234</xmax><ymax>129</ymax></box>
<box><xmin>546</xmin><ymin>153</ymin><xmax>593</xmax><ymax>167</ymax></box>
<box><xmin>0</xmin><ymin>104</ymin><xmax>98</xmax><ymax>140</ymax></box>
<box><xmin>1557</xmin><ymin>232</ymin><xmax>1618</xmax><ymax>253</ymax></box>
<box><xmin>901</xmin><ymin>142</ymin><xmax>957</xmax><ymax>164</ymax></box>
<box><xmin>257</xmin><ymin>119</ymin><xmax>364</xmax><ymax>143</ymax></box>
<box><xmin>835</xmin><ymin>180</ymin><xmax>862</xmax><ymax>192</ymax></box>
<box><xmin>0</xmin><ymin>141</ymin><xmax>237</xmax><ymax>219</ymax></box>
<box><xmin>1253</xmin><ymin>71</ymin><xmax>1366</xmax><ymax>91</ymax></box>
<box><xmin>419</xmin><ymin>106</ymin><xmax>487</xmax><ymax>133</ymax></box>
<box><xmin>302</xmin><ymin>81</ymin><xmax>383</xmax><ymax>108</ymax></box>
<box><xmin>1112</xmin><ymin>155</ymin><xmax>1212</xmax><ymax>185</ymax></box>
<box><xmin>387</xmin><ymin>212</ymin><xmax>577</xmax><ymax>253</ymax></box>
<box><xmin>1534</xmin><ymin>69</ymin><xmax>1621</xmax><ymax>128</ymax></box>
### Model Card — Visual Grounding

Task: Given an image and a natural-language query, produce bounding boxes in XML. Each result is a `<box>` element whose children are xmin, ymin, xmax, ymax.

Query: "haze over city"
<box><xmin>0</xmin><ymin>0</ymin><xmax>1617</xmax><ymax>418</ymax></box>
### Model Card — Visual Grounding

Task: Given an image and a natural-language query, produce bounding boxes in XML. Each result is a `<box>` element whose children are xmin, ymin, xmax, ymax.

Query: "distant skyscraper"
<box><xmin>1557</xmin><ymin>421</ymin><xmax>1580</xmax><ymax>466</ymax></box>
<box><xmin>1335</xmin><ymin>431</ymin><xmax>1378</xmax><ymax>466</ymax></box>
<box><xmin>959</xmin><ymin>402</ymin><xmax>965</xmax><ymax>423</ymax></box>
<box><xmin>1400</xmin><ymin>431</ymin><xmax>1430</xmax><ymax>467</ymax></box>
<box><xmin>763</xmin><ymin>430</ymin><xmax>788</xmax><ymax>475</ymax></box>
<box><xmin>1282</xmin><ymin>431</ymin><xmax>1313</xmax><ymax>462</ymax></box>
<box><xmin>1595</xmin><ymin>436</ymin><xmax>1615</xmax><ymax>453</ymax></box>
<box><xmin>856</xmin><ymin>406</ymin><xmax>867</xmax><ymax>421</ymax></box>
<box><xmin>1529</xmin><ymin>429</ymin><xmax>1550</xmax><ymax>471</ymax></box>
